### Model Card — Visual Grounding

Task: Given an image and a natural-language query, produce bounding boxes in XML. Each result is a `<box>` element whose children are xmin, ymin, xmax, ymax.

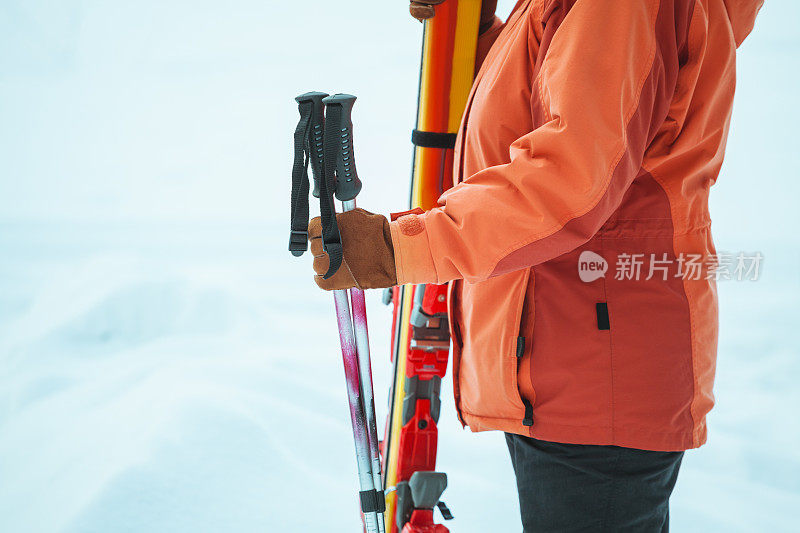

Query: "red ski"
<box><xmin>381</xmin><ymin>2</ymin><xmax>482</xmax><ymax>532</ymax></box>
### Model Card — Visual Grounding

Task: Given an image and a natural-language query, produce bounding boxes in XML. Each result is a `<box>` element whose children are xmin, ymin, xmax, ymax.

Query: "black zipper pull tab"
<box><xmin>522</xmin><ymin>399</ymin><xmax>534</xmax><ymax>427</ymax></box>
<box><xmin>515</xmin><ymin>336</ymin><xmax>525</xmax><ymax>358</ymax></box>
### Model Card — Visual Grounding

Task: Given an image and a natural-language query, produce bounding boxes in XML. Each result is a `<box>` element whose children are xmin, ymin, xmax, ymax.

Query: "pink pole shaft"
<box><xmin>350</xmin><ymin>288</ymin><xmax>384</xmax><ymax>508</ymax></box>
<box><xmin>340</xmin><ymin>198</ymin><xmax>385</xmax><ymax>532</ymax></box>
<box><xmin>333</xmin><ymin>289</ymin><xmax>380</xmax><ymax>533</ymax></box>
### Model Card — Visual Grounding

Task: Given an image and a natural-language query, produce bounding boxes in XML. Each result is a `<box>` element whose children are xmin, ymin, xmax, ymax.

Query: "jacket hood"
<box><xmin>723</xmin><ymin>0</ymin><xmax>764</xmax><ymax>47</ymax></box>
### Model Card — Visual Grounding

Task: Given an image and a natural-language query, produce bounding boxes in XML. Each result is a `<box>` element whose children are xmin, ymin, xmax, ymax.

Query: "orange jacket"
<box><xmin>389</xmin><ymin>0</ymin><xmax>762</xmax><ymax>451</ymax></box>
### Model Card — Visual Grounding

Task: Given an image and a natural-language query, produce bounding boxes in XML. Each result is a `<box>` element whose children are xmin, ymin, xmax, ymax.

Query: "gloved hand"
<box><xmin>308</xmin><ymin>208</ymin><xmax>397</xmax><ymax>291</ymax></box>
<box><xmin>409</xmin><ymin>0</ymin><xmax>445</xmax><ymax>21</ymax></box>
<box><xmin>410</xmin><ymin>0</ymin><xmax>498</xmax><ymax>31</ymax></box>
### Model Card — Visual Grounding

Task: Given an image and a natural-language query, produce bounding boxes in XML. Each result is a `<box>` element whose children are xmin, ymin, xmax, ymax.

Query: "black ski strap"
<box><xmin>289</xmin><ymin>99</ymin><xmax>311</xmax><ymax>255</ymax></box>
<box><xmin>319</xmin><ymin>99</ymin><xmax>345</xmax><ymax>279</ymax></box>
<box><xmin>411</xmin><ymin>129</ymin><xmax>457</xmax><ymax>149</ymax></box>
<box><xmin>319</xmin><ymin>94</ymin><xmax>361</xmax><ymax>279</ymax></box>
<box><xmin>289</xmin><ymin>92</ymin><xmax>327</xmax><ymax>257</ymax></box>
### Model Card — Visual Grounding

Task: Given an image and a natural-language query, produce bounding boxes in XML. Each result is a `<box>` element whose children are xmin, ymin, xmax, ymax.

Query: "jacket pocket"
<box><xmin>455</xmin><ymin>269</ymin><xmax>530</xmax><ymax>422</ymax></box>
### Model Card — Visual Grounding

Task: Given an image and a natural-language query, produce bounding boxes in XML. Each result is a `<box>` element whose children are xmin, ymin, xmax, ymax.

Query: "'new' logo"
<box><xmin>578</xmin><ymin>251</ymin><xmax>608</xmax><ymax>282</ymax></box>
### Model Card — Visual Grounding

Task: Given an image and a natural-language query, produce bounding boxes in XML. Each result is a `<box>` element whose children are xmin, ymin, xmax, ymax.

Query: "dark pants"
<box><xmin>505</xmin><ymin>434</ymin><xmax>683</xmax><ymax>533</ymax></box>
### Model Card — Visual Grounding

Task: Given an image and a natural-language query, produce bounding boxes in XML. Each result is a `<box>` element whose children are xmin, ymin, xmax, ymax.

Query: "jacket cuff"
<box><xmin>389</xmin><ymin>212</ymin><xmax>438</xmax><ymax>285</ymax></box>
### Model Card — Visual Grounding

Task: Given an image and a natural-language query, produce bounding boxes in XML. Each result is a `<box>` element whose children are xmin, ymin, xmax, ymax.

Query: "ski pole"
<box><xmin>322</xmin><ymin>93</ymin><xmax>385</xmax><ymax>533</ymax></box>
<box><xmin>291</xmin><ymin>91</ymin><xmax>380</xmax><ymax>532</ymax></box>
<box><xmin>323</xmin><ymin>93</ymin><xmax>387</xmax><ymax>533</ymax></box>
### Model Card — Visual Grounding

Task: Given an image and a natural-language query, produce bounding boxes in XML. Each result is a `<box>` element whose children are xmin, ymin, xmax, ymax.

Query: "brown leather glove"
<box><xmin>308</xmin><ymin>208</ymin><xmax>397</xmax><ymax>291</ymax></box>
<box><xmin>410</xmin><ymin>0</ymin><xmax>498</xmax><ymax>31</ymax></box>
<box><xmin>409</xmin><ymin>0</ymin><xmax>445</xmax><ymax>21</ymax></box>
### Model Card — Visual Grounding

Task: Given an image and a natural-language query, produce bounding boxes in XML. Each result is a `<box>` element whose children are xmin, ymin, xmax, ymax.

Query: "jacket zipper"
<box><xmin>518</xmin><ymin>268</ymin><xmax>536</xmax><ymax>427</ymax></box>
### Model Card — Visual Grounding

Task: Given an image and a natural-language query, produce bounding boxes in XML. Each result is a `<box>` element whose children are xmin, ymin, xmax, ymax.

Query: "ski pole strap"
<box><xmin>319</xmin><ymin>94</ymin><xmax>362</xmax><ymax>278</ymax></box>
<box><xmin>411</xmin><ymin>129</ymin><xmax>457</xmax><ymax>149</ymax></box>
<box><xmin>289</xmin><ymin>91</ymin><xmax>328</xmax><ymax>256</ymax></box>
<box><xmin>359</xmin><ymin>489</ymin><xmax>386</xmax><ymax>514</ymax></box>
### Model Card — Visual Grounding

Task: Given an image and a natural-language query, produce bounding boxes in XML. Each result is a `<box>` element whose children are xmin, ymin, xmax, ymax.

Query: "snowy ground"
<box><xmin>1</xmin><ymin>1</ymin><xmax>798</xmax><ymax>532</ymax></box>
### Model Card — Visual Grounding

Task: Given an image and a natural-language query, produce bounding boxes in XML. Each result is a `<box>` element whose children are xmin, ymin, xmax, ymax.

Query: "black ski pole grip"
<box><xmin>295</xmin><ymin>91</ymin><xmax>328</xmax><ymax>198</ymax></box>
<box><xmin>322</xmin><ymin>94</ymin><xmax>362</xmax><ymax>202</ymax></box>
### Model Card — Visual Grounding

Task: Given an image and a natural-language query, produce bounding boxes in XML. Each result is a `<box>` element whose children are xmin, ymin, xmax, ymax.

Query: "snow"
<box><xmin>0</xmin><ymin>0</ymin><xmax>798</xmax><ymax>531</ymax></box>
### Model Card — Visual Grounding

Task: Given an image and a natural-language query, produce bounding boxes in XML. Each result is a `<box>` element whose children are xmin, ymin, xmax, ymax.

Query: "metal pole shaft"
<box><xmin>333</xmin><ymin>288</ymin><xmax>380</xmax><ymax>533</ymax></box>
<box><xmin>342</xmin><ymin>199</ymin><xmax>386</xmax><ymax>533</ymax></box>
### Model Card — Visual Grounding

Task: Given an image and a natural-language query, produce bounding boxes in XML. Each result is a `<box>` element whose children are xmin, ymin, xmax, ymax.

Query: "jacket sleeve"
<box><xmin>389</xmin><ymin>0</ymin><xmax>679</xmax><ymax>285</ymax></box>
